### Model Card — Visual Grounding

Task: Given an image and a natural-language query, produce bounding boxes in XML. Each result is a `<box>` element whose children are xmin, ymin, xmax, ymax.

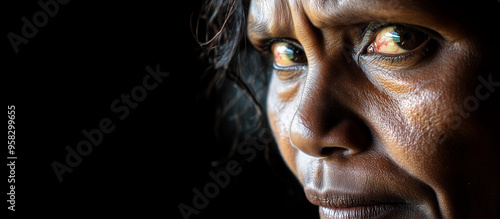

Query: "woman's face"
<box><xmin>247</xmin><ymin>0</ymin><xmax>499</xmax><ymax>218</ymax></box>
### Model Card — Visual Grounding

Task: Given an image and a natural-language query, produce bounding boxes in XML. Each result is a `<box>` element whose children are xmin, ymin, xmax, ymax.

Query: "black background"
<box><xmin>4</xmin><ymin>0</ymin><xmax>317</xmax><ymax>218</ymax></box>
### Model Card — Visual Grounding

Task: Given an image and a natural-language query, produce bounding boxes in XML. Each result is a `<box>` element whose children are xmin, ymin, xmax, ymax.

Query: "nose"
<box><xmin>290</xmin><ymin>74</ymin><xmax>370</xmax><ymax>158</ymax></box>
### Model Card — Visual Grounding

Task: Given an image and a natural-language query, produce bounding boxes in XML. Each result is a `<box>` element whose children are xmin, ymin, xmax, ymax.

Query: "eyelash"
<box><xmin>368</xmin><ymin>52</ymin><xmax>414</xmax><ymax>65</ymax></box>
<box><xmin>261</xmin><ymin>38</ymin><xmax>297</xmax><ymax>55</ymax></box>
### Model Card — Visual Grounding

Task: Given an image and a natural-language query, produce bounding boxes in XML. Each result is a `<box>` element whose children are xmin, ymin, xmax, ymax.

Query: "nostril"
<box><xmin>319</xmin><ymin>147</ymin><xmax>347</xmax><ymax>157</ymax></box>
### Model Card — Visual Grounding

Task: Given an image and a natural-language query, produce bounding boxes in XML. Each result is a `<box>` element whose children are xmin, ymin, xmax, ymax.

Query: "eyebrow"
<box><xmin>247</xmin><ymin>17</ymin><xmax>272</xmax><ymax>40</ymax></box>
<box><xmin>247</xmin><ymin>0</ymin><xmax>295</xmax><ymax>45</ymax></box>
<box><xmin>248</xmin><ymin>0</ymin><xmax>465</xmax><ymax>42</ymax></box>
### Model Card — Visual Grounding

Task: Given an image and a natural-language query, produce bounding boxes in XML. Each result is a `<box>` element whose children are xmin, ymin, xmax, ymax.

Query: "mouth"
<box><xmin>305</xmin><ymin>189</ymin><xmax>408</xmax><ymax>219</ymax></box>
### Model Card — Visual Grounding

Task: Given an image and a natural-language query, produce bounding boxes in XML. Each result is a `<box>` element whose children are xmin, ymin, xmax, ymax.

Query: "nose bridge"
<box><xmin>289</xmin><ymin>47</ymin><xmax>369</xmax><ymax>158</ymax></box>
<box><xmin>286</xmin><ymin>3</ymin><xmax>369</xmax><ymax>158</ymax></box>
<box><xmin>294</xmin><ymin>69</ymin><xmax>340</xmax><ymax>136</ymax></box>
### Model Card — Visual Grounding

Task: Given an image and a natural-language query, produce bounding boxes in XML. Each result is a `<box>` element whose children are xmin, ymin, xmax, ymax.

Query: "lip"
<box><xmin>305</xmin><ymin>189</ymin><xmax>407</xmax><ymax>219</ymax></box>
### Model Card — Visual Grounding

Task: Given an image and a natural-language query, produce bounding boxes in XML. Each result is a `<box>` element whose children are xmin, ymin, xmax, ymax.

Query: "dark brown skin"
<box><xmin>247</xmin><ymin>0</ymin><xmax>499</xmax><ymax>218</ymax></box>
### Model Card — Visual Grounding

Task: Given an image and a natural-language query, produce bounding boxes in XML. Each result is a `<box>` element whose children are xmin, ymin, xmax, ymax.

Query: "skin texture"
<box><xmin>247</xmin><ymin>0</ymin><xmax>499</xmax><ymax>218</ymax></box>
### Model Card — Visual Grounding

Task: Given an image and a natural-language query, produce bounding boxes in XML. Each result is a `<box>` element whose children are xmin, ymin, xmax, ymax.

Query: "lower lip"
<box><xmin>319</xmin><ymin>204</ymin><xmax>402</xmax><ymax>219</ymax></box>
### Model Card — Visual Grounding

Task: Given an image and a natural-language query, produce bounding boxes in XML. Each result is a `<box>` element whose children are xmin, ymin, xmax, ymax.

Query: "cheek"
<box><xmin>267</xmin><ymin>75</ymin><xmax>302</xmax><ymax>178</ymax></box>
<box><xmin>371</xmin><ymin>44</ymin><xmax>489</xmax><ymax>189</ymax></box>
<box><xmin>376</xmin><ymin>88</ymin><xmax>454</xmax><ymax>183</ymax></box>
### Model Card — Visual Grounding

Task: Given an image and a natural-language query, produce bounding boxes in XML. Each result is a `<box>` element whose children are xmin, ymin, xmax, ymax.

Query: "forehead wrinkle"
<box><xmin>249</xmin><ymin>0</ymin><xmax>429</xmax><ymax>40</ymax></box>
<box><xmin>300</xmin><ymin>0</ymin><xmax>454</xmax><ymax>29</ymax></box>
<box><xmin>301</xmin><ymin>0</ymin><xmax>404</xmax><ymax>27</ymax></box>
<box><xmin>248</xmin><ymin>0</ymin><xmax>295</xmax><ymax>41</ymax></box>
<box><xmin>249</xmin><ymin>0</ymin><xmax>475</xmax><ymax>46</ymax></box>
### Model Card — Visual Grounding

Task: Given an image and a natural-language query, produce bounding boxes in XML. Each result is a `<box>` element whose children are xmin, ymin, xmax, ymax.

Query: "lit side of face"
<box><xmin>248</xmin><ymin>0</ymin><xmax>500</xmax><ymax>218</ymax></box>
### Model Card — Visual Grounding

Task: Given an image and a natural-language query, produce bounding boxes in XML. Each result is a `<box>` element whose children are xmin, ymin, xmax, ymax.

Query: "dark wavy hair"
<box><xmin>195</xmin><ymin>0</ymin><xmax>275</xmax><ymax>166</ymax></box>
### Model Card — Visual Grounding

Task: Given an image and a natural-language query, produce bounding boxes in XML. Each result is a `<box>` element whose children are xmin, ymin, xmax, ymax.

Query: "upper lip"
<box><xmin>304</xmin><ymin>188</ymin><xmax>406</xmax><ymax>209</ymax></box>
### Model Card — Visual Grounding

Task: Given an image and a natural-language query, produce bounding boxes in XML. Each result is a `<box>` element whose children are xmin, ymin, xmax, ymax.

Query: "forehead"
<box><xmin>250</xmin><ymin>0</ymin><xmax>419</xmax><ymax>23</ymax></box>
<box><xmin>248</xmin><ymin>0</ymin><xmax>466</xmax><ymax>40</ymax></box>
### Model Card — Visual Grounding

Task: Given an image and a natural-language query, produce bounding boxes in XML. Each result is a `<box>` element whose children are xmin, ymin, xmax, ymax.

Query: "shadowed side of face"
<box><xmin>247</xmin><ymin>0</ymin><xmax>500</xmax><ymax>218</ymax></box>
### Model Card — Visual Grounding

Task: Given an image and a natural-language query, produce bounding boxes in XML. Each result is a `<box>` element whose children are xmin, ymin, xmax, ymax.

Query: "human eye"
<box><xmin>270</xmin><ymin>40</ymin><xmax>307</xmax><ymax>69</ymax></box>
<box><xmin>367</xmin><ymin>25</ymin><xmax>430</xmax><ymax>55</ymax></box>
<box><xmin>361</xmin><ymin>23</ymin><xmax>438</xmax><ymax>67</ymax></box>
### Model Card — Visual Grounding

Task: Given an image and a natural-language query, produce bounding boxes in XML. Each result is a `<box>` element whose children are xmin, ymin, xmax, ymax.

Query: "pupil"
<box><xmin>403</xmin><ymin>32</ymin><xmax>413</xmax><ymax>40</ymax></box>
